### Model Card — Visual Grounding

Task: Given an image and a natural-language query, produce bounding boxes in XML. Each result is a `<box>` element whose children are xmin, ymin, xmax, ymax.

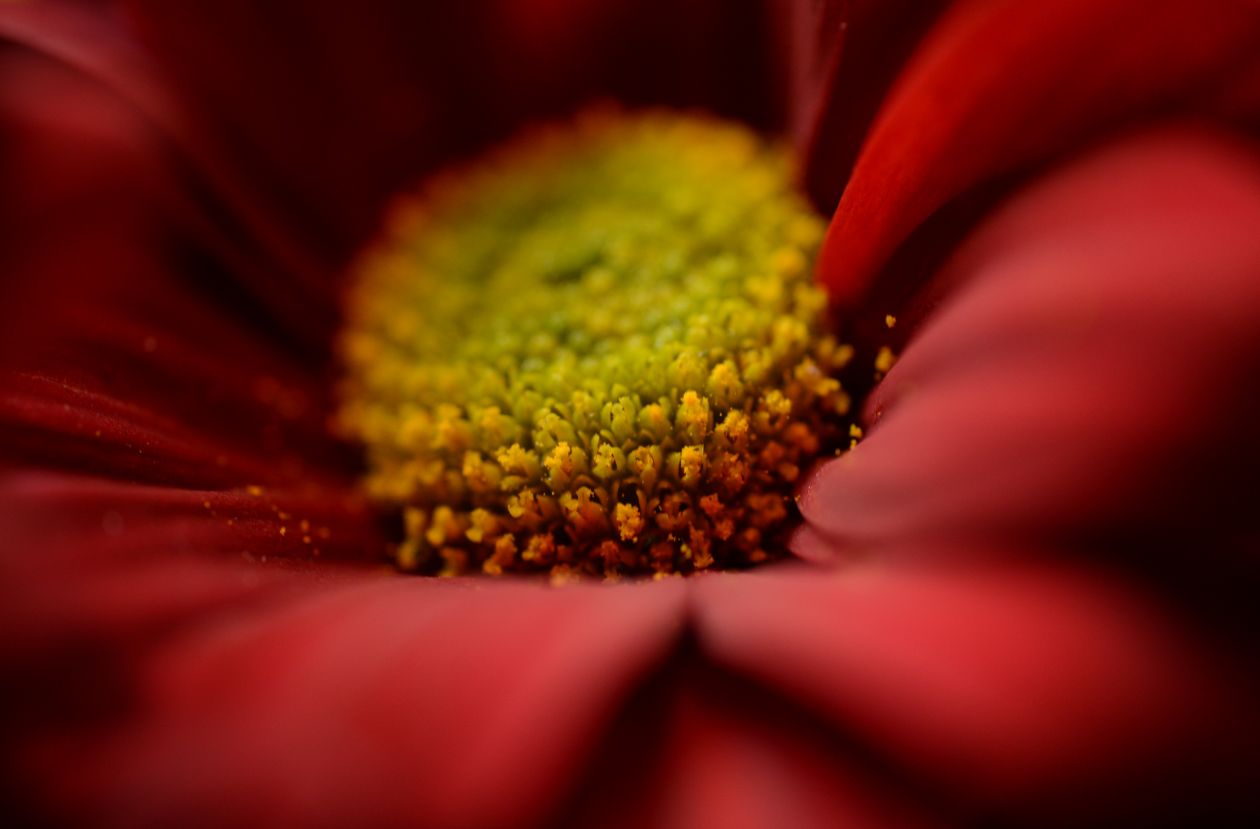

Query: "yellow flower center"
<box><xmin>337</xmin><ymin>109</ymin><xmax>852</xmax><ymax>579</ymax></box>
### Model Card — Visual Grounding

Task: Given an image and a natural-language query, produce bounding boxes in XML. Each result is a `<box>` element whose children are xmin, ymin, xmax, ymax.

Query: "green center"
<box><xmin>338</xmin><ymin>110</ymin><xmax>851</xmax><ymax>579</ymax></box>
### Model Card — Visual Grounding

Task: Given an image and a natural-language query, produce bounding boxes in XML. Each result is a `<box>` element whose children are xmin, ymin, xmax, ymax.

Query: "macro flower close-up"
<box><xmin>3</xmin><ymin>0</ymin><xmax>1260</xmax><ymax>826</ymax></box>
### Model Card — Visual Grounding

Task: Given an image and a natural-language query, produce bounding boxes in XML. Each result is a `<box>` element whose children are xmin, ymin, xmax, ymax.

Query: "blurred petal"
<box><xmin>818</xmin><ymin>0</ymin><xmax>1260</xmax><ymax>311</ymax></box>
<box><xmin>694</xmin><ymin>560</ymin><xmax>1260</xmax><ymax>826</ymax></box>
<box><xmin>0</xmin><ymin>3</ymin><xmax>342</xmax><ymax>349</ymax></box>
<box><xmin>801</xmin><ymin>127</ymin><xmax>1260</xmax><ymax>586</ymax></box>
<box><xmin>0</xmin><ymin>48</ymin><xmax>359</xmax><ymax>488</ymax></box>
<box><xmin>5</xmin><ymin>553</ymin><xmax>686</xmax><ymax>828</ymax></box>
<box><xmin>0</xmin><ymin>32</ymin><xmax>163</xmax><ymax>360</ymax></box>
<box><xmin>117</xmin><ymin>0</ymin><xmax>782</xmax><ymax>266</ymax></box>
<box><xmin>642</xmin><ymin>674</ymin><xmax>941</xmax><ymax>829</ymax></box>
<box><xmin>0</xmin><ymin>471</ymin><xmax>383</xmax><ymax>684</ymax></box>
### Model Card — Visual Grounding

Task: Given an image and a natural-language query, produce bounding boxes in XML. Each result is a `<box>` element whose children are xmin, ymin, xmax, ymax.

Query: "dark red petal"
<box><xmin>800</xmin><ymin>127</ymin><xmax>1260</xmax><ymax>583</ymax></box>
<box><xmin>784</xmin><ymin>0</ymin><xmax>950</xmax><ymax>212</ymax></box>
<box><xmin>0</xmin><ymin>28</ymin><xmax>160</xmax><ymax>359</ymax></box>
<box><xmin>0</xmin><ymin>6</ymin><xmax>349</xmax><ymax>350</ymax></box>
<box><xmin>694</xmin><ymin>560</ymin><xmax>1260</xmax><ymax>825</ymax></box>
<box><xmin>5</xmin><ymin>535</ymin><xmax>686</xmax><ymax>828</ymax></box>
<box><xmin>818</xmin><ymin>0</ymin><xmax>1260</xmax><ymax>311</ymax></box>
<box><xmin>115</xmin><ymin>0</ymin><xmax>782</xmax><ymax>267</ymax></box>
<box><xmin>0</xmin><ymin>47</ymin><xmax>359</xmax><ymax>489</ymax></box>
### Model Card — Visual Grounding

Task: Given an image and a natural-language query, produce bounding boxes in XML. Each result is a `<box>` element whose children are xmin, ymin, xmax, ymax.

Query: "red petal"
<box><xmin>800</xmin><ymin>127</ymin><xmax>1260</xmax><ymax>578</ymax></box>
<box><xmin>649</xmin><ymin>675</ymin><xmax>941</xmax><ymax>829</ymax></box>
<box><xmin>818</xmin><ymin>0</ymin><xmax>1260</xmax><ymax>311</ymax></box>
<box><xmin>0</xmin><ymin>470</ymin><xmax>386</xmax><ymax>678</ymax></box>
<box><xmin>694</xmin><ymin>560</ymin><xmax>1260</xmax><ymax>825</ymax></box>
<box><xmin>6</xmin><ymin>545</ymin><xmax>686</xmax><ymax>828</ymax></box>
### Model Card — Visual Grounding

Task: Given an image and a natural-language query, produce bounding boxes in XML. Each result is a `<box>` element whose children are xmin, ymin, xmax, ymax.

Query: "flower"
<box><xmin>2</xmin><ymin>1</ymin><xmax>1259</xmax><ymax>827</ymax></box>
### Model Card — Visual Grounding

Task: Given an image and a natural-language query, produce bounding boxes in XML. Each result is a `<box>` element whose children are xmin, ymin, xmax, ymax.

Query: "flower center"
<box><xmin>337</xmin><ymin>110</ymin><xmax>852</xmax><ymax>579</ymax></box>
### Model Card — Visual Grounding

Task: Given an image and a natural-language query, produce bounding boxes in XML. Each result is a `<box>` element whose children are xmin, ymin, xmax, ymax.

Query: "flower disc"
<box><xmin>338</xmin><ymin>110</ymin><xmax>851</xmax><ymax>578</ymax></box>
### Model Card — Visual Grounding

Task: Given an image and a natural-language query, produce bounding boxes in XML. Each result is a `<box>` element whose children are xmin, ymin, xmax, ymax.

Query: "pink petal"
<box><xmin>694</xmin><ymin>560</ymin><xmax>1260</xmax><ymax>825</ymax></box>
<box><xmin>818</xmin><ymin>0</ymin><xmax>1260</xmax><ymax>310</ymax></box>
<box><xmin>801</xmin><ymin>127</ymin><xmax>1260</xmax><ymax>572</ymax></box>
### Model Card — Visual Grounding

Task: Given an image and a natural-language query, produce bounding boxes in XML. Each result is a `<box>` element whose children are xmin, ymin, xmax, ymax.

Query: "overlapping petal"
<box><xmin>114</xmin><ymin>0</ymin><xmax>781</xmax><ymax>268</ymax></box>
<box><xmin>802</xmin><ymin>127</ymin><xmax>1260</xmax><ymax>585</ymax></box>
<box><xmin>4</xmin><ymin>1</ymin><xmax>1260</xmax><ymax>826</ymax></box>
<box><xmin>783</xmin><ymin>0</ymin><xmax>949</xmax><ymax>212</ymax></box>
<box><xmin>0</xmin><ymin>2</ymin><xmax>343</xmax><ymax>349</ymax></box>
<box><xmin>818</xmin><ymin>0</ymin><xmax>1260</xmax><ymax>314</ymax></box>
<box><xmin>1</xmin><ymin>464</ymin><xmax>689</xmax><ymax>829</ymax></box>
<box><xmin>694</xmin><ymin>560</ymin><xmax>1260</xmax><ymax>826</ymax></box>
<box><xmin>0</xmin><ymin>39</ymin><xmax>355</xmax><ymax>490</ymax></box>
<box><xmin>614</xmin><ymin>669</ymin><xmax>940</xmax><ymax>829</ymax></box>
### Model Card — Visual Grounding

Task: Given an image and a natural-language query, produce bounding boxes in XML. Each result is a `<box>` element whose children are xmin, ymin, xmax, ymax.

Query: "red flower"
<box><xmin>3</xmin><ymin>1</ymin><xmax>1259</xmax><ymax>826</ymax></box>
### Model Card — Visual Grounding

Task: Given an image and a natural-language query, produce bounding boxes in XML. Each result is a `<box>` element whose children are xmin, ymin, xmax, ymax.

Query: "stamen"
<box><xmin>337</xmin><ymin>109</ymin><xmax>852</xmax><ymax>577</ymax></box>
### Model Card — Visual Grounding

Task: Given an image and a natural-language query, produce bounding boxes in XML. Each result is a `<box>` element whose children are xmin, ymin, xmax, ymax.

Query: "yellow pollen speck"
<box><xmin>885</xmin><ymin>315</ymin><xmax>897</xmax><ymax>328</ymax></box>
<box><xmin>613</xmin><ymin>502</ymin><xmax>645</xmax><ymax>542</ymax></box>
<box><xmin>337</xmin><ymin>109</ymin><xmax>855</xmax><ymax>578</ymax></box>
<box><xmin>875</xmin><ymin>346</ymin><xmax>898</xmax><ymax>374</ymax></box>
